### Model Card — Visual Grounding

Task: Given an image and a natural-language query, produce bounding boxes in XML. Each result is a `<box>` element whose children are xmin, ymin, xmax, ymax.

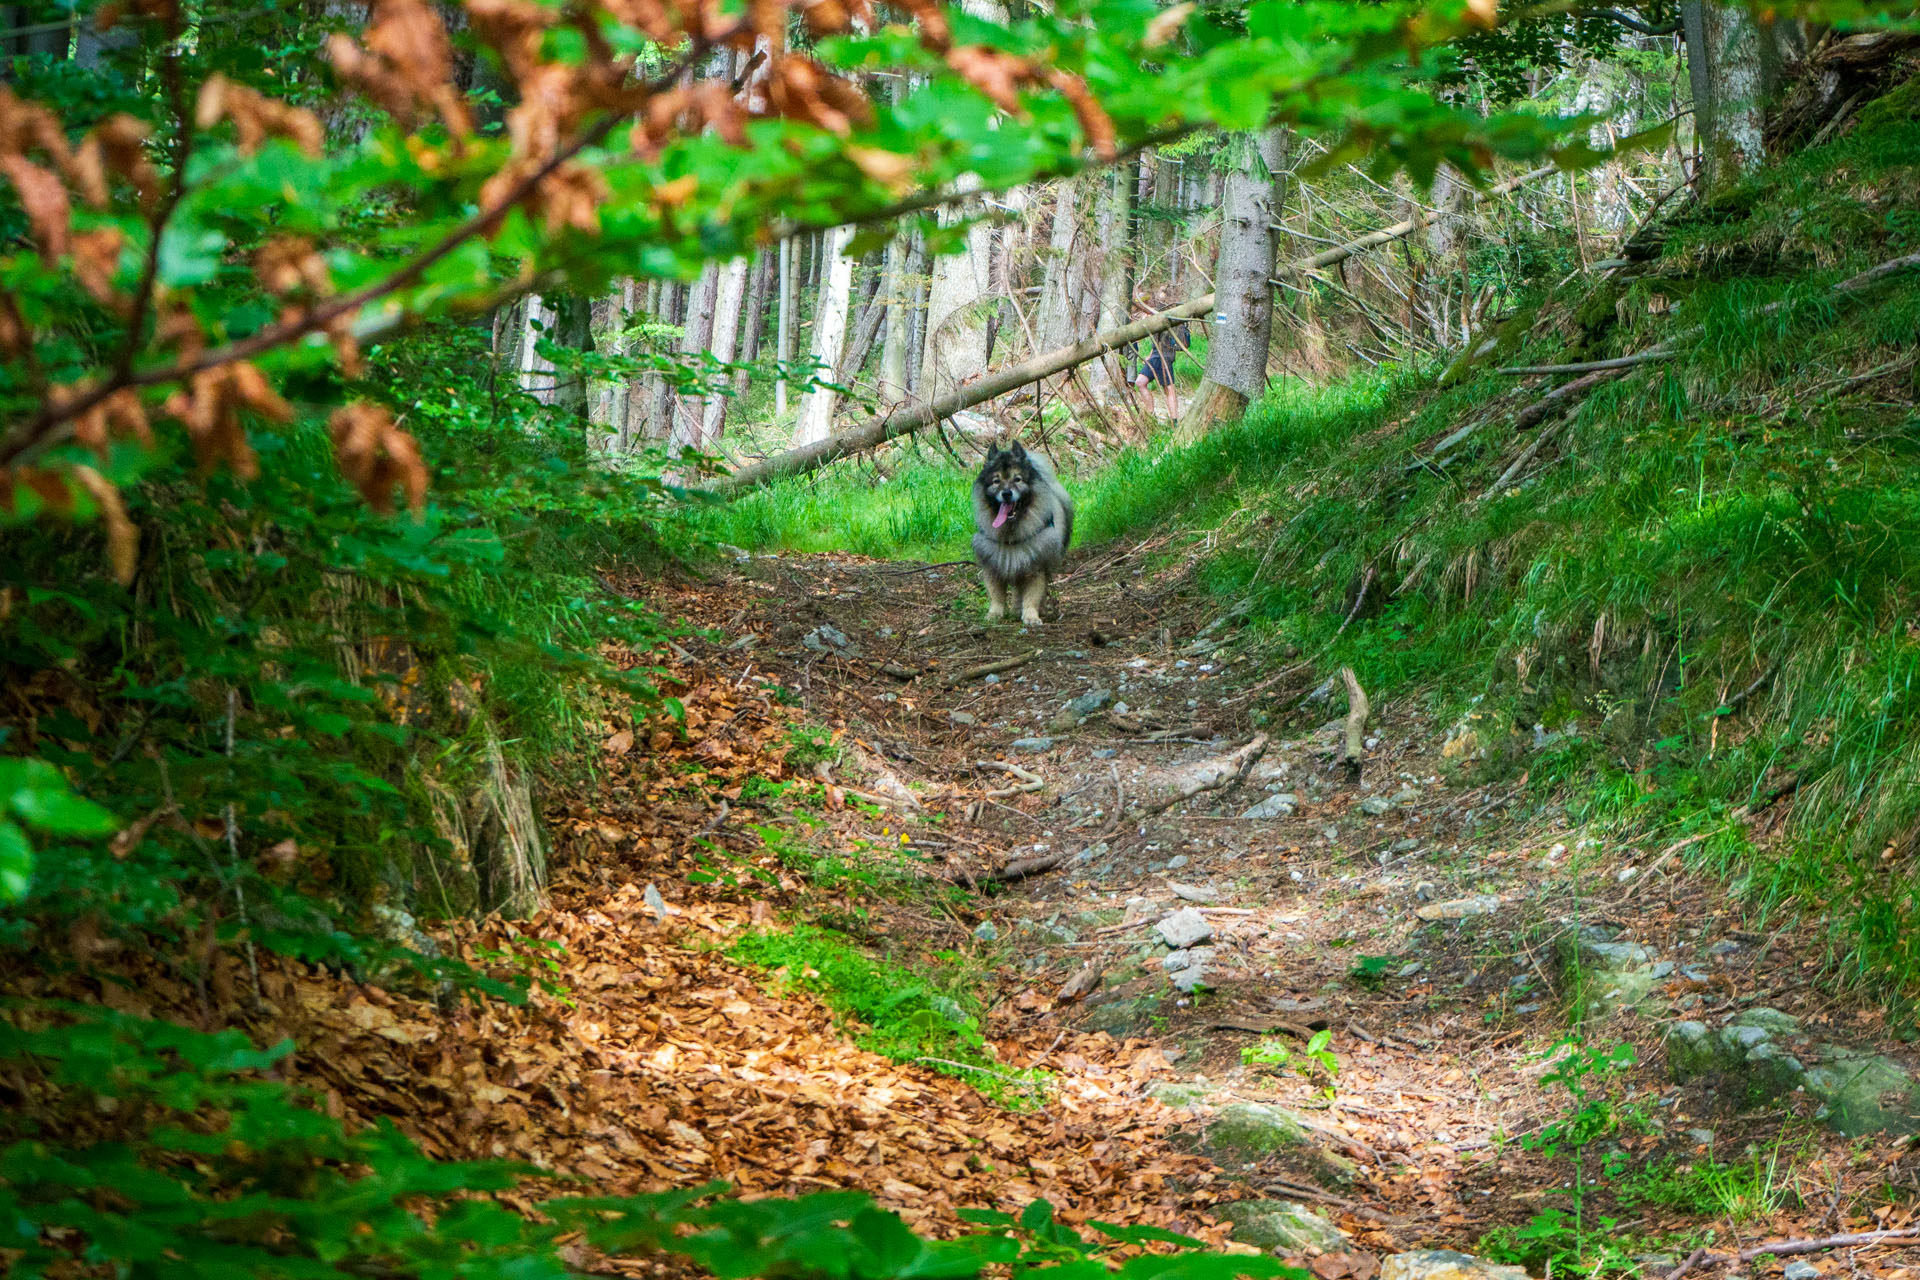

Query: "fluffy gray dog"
<box><xmin>971</xmin><ymin>441</ymin><xmax>1074</xmax><ymax>626</ymax></box>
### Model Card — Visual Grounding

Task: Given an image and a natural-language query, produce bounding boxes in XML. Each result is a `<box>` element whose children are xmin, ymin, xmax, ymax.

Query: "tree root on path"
<box><xmin>940</xmin><ymin>650</ymin><xmax>1036</xmax><ymax>688</ymax></box>
<box><xmin>1133</xmin><ymin>734</ymin><xmax>1270</xmax><ymax>817</ymax></box>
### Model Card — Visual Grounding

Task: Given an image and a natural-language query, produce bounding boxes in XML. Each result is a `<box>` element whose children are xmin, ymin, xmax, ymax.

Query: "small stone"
<box><xmin>1359</xmin><ymin>795</ymin><xmax>1395</xmax><ymax>816</ymax></box>
<box><xmin>1112</xmin><ymin>700</ymin><xmax>1130</xmax><ymax>715</ymax></box>
<box><xmin>1009</xmin><ymin>736</ymin><xmax>1055</xmax><ymax>752</ymax></box>
<box><xmin>1093</xmin><ymin>748</ymin><xmax>1117</xmax><ymax>759</ymax></box>
<box><xmin>801</xmin><ymin>624</ymin><xmax>860</xmax><ymax>657</ymax></box>
<box><xmin>1686</xmin><ymin>1128</ymin><xmax>1716</xmax><ymax>1146</ymax></box>
<box><xmin>1735</xmin><ymin>1007</ymin><xmax>1802</xmax><ymax>1034</ymax></box>
<box><xmin>973</xmin><ymin>920</ymin><xmax>999</xmax><ymax>942</ymax></box>
<box><xmin>984</xmin><ymin>673</ymin><xmax>1000</xmax><ymax>684</ymax></box>
<box><xmin>1170</xmin><ymin>881</ymin><xmax>1219</xmax><ymax>903</ymax></box>
<box><xmin>1390</xmin><ymin>785</ymin><xmax>1421</xmax><ymax>804</ymax></box>
<box><xmin>1707</xmin><ymin>939</ymin><xmax>1741</xmax><ymax>957</ymax></box>
<box><xmin>1170</xmin><ymin>965</ymin><xmax>1209</xmax><ymax>993</ymax></box>
<box><xmin>1168</xmin><ymin>854</ymin><xmax>1190</xmax><ymax>869</ymax></box>
<box><xmin>1216</xmin><ymin>1200</ymin><xmax>1345</xmax><ymax>1253</ymax></box>
<box><xmin>1379</xmin><ymin>1250</ymin><xmax>1532</xmax><ymax>1280</ymax></box>
<box><xmin>1147</xmin><ymin>1081</ymin><xmax>1211</xmax><ymax>1107</ymax></box>
<box><xmin>1414</xmin><ymin>881</ymin><xmax>1439</xmax><ymax>900</ymax></box>
<box><xmin>1415</xmin><ymin>894</ymin><xmax>1501</xmax><ymax>921</ymax></box>
<box><xmin>643</xmin><ymin>883</ymin><xmax>669</xmax><ymax>922</ymax></box>
<box><xmin>1396</xmin><ymin>961</ymin><xmax>1425</xmax><ymax>978</ymax></box>
<box><xmin>949</xmin><ymin>710</ymin><xmax>978</xmax><ymax>726</ymax></box>
<box><xmin>1650</xmin><ymin>961</ymin><xmax>1676</xmax><ymax>979</ymax></box>
<box><xmin>1162</xmin><ymin>950</ymin><xmax>1193</xmax><ymax>971</ymax></box>
<box><xmin>1785</xmin><ymin>1262</ymin><xmax>1820</xmax><ymax>1280</ymax></box>
<box><xmin>1240</xmin><ymin>793</ymin><xmax>1298</xmax><ymax>820</ymax></box>
<box><xmin>1391</xmin><ymin>837</ymin><xmax>1420</xmax><ymax>853</ymax></box>
<box><xmin>1154</xmin><ymin>907</ymin><xmax>1215</xmax><ymax>949</ymax></box>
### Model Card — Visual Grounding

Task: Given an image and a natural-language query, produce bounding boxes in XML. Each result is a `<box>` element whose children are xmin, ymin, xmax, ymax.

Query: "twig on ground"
<box><xmin>976</xmin><ymin>760</ymin><xmax>1046</xmax><ymax>799</ymax></box>
<box><xmin>1338</xmin><ymin>667</ymin><xmax>1369</xmax><ymax>781</ymax></box>
<box><xmin>940</xmin><ymin>650</ymin><xmax>1037</xmax><ymax>688</ymax></box>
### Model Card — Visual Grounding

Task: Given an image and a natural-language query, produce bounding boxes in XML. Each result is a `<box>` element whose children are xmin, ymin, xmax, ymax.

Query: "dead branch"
<box><xmin>1338</xmin><ymin>667</ymin><xmax>1368</xmax><ymax>781</ymax></box>
<box><xmin>976</xmin><ymin>760</ymin><xmax>1046</xmax><ymax>799</ymax></box>
<box><xmin>1135</xmin><ymin>733</ymin><xmax>1270</xmax><ymax>817</ymax></box>
<box><xmin>941</xmin><ymin>650</ymin><xmax>1036</xmax><ymax>688</ymax></box>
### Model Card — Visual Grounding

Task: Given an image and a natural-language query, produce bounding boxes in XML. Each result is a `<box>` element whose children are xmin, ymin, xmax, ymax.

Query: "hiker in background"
<box><xmin>1131</xmin><ymin>288</ymin><xmax>1192</xmax><ymax>419</ymax></box>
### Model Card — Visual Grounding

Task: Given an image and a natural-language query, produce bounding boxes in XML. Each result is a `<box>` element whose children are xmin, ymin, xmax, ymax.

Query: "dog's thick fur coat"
<box><xmin>972</xmin><ymin>441</ymin><xmax>1074</xmax><ymax>625</ymax></box>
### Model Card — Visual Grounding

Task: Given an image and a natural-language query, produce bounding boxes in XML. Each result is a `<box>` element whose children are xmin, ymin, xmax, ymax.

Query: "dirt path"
<box><xmin>639</xmin><ymin>545</ymin><xmax>1920</xmax><ymax>1268</ymax></box>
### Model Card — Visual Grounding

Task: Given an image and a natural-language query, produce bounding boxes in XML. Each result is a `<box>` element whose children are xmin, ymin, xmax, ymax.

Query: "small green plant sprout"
<box><xmin>1242</xmin><ymin>1029</ymin><xmax>1340</xmax><ymax>1088</ymax></box>
<box><xmin>1350</xmin><ymin>955</ymin><xmax>1395</xmax><ymax>988</ymax></box>
<box><xmin>1519</xmin><ymin>1038</ymin><xmax>1643</xmax><ymax>1263</ymax></box>
<box><xmin>783</xmin><ymin>722</ymin><xmax>839</xmax><ymax>770</ymax></box>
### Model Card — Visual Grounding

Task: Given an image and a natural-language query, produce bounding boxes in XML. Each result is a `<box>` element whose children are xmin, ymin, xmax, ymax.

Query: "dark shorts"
<box><xmin>1141</xmin><ymin>351</ymin><xmax>1176</xmax><ymax>387</ymax></box>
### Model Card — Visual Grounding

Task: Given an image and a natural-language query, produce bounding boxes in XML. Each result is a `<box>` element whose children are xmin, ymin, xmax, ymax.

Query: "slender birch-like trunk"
<box><xmin>795</xmin><ymin>224</ymin><xmax>855</xmax><ymax>446</ymax></box>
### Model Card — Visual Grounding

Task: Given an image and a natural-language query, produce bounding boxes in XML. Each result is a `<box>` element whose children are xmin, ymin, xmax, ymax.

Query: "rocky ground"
<box><xmin>633</xmin><ymin>542</ymin><xmax>1920</xmax><ymax>1279</ymax></box>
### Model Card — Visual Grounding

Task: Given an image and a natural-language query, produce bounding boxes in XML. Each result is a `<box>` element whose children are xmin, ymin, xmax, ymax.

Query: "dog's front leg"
<box><xmin>1018</xmin><ymin>573</ymin><xmax>1047</xmax><ymax>627</ymax></box>
<box><xmin>983</xmin><ymin>571</ymin><xmax>1008</xmax><ymax>622</ymax></box>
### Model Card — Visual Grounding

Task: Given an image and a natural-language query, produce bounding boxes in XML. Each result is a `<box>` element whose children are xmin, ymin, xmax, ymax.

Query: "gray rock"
<box><xmin>1171</xmin><ymin>965</ymin><xmax>1210</xmax><ymax>993</ymax></box>
<box><xmin>1205</xmin><ymin>1103</ymin><xmax>1307</xmax><ymax>1159</ymax></box>
<box><xmin>1379</xmin><ymin>1251</ymin><xmax>1532</xmax><ymax>1280</ymax></box>
<box><xmin>1240</xmin><ymin>793</ymin><xmax>1299</xmax><ymax>820</ymax></box>
<box><xmin>1093</xmin><ymin>748</ymin><xmax>1117</xmax><ymax>759</ymax></box>
<box><xmin>1051</xmin><ymin>688</ymin><xmax>1115</xmax><ymax>730</ymax></box>
<box><xmin>1735</xmin><ymin>1007</ymin><xmax>1802</xmax><ymax>1035</ymax></box>
<box><xmin>1169</xmin><ymin>881</ymin><xmax>1219</xmax><ymax>904</ymax></box>
<box><xmin>801</xmin><ymin>624</ymin><xmax>860</xmax><ymax>657</ymax></box>
<box><xmin>1217</xmin><ymin>1200</ymin><xmax>1347</xmax><ymax>1254</ymax></box>
<box><xmin>1415</xmin><ymin>894</ymin><xmax>1501</xmax><ymax>921</ymax></box>
<box><xmin>1649</xmin><ymin>961</ymin><xmax>1676</xmax><ymax>980</ymax></box>
<box><xmin>1390</xmin><ymin>785</ymin><xmax>1421</xmax><ymax>805</ymax></box>
<box><xmin>973</xmin><ymin>920</ymin><xmax>999</xmax><ymax>942</ymax></box>
<box><xmin>1396</xmin><ymin>961</ymin><xmax>1426</xmax><ymax>978</ymax></box>
<box><xmin>1804</xmin><ymin>1050</ymin><xmax>1920</xmax><ymax>1136</ymax></box>
<box><xmin>1155</xmin><ymin>907</ymin><xmax>1215</xmax><ymax>949</ymax></box>
<box><xmin>1785</xmin><ymin>1263</ymin><xmax>1820</xmax><ymax>1280</ymax></box>
<box><xmin>1147</xmin><ymin>1081</ymin><xmax>1212</xmax><ymax>1108</ymax></box>
<box><xmin>1707</xmin><ymin>939</ymin><xmax>1741</xmax><ymax>957</ymax></box>
<box><xmin>1168</xmin><ymin>855</ymin><xmax>1190</xmax><ymax>869</ymax></box>
<box><xmin>1359</xmin><ymin>795</ymin><xmax>1395</xmax><ymax>816</ymax></box>
<box><xmin>1009</xmin><ymin>736</ymin><xmax>1055</xmax><ymax>753</ymax></box>
<box><xmin>1686</xmin><ymin>1128</ymin><xmax>1716</xmax><ymax>1145</ymax></box>
<box><xmin>949</xmin><ymin>710</ymin><xmax>978</xmax><ymax>726</ymax></box>
<box><xmin>642</xmin><ymin>883</ymin><xmax>669</xmax><ymax>923</ymax></box>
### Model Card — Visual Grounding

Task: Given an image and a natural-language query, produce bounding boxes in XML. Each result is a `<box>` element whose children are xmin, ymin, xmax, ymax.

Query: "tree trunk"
<box><xmin>700</xmin><ymin>256</ymin><xmax>751</xmax><ymax>446</ymax></box>
<box><xmin>1684</xmin><ymin>0</ymin><xmax>1769</xmax><ymax>199</ymax></box>
<box><xmin>670</xmin><ymin>264</ymin><xmax>719</xmax><ymax>449</ymax></box>
<box><xmin>775</xmin><ymin>236</ymin><xmax>795</xmax><ymax>417</ymax></box>
<box><xmin>735</xmin><ymin>250</ymin><xmax>772</xmax><ymax>394</ymax></box>
<box><xmin>921</xmin><ymin>175</ymin><xmax>995</xmax><ymax>399</ymax></box>
<box><xmin>641</xmin><ymin>281</ymin><xmax>681</xmax><ymax>440</ymax></box>
<box><xmin>1034</xmin><ymin>178</ymin><xmax>1081</xmax><ymax>353</ymax></box>
<box><xmin>838</xmin><ymin>262</ymin><xmax>885</xmax><ymax>384</ymax></box>
<box><xmin>1085</xmin><ymin>162</ymin><xmax>1135</xmax><ymax>404</ymax></box>
<box><xmin>1175</xmin><ymin>128</ymin><xmax>1289</xmax><ymax>441</ymax></box>
<box><xmin>796</xmin><ymin>224</ymin><xmax>855</xmax><ymax>446</ymax></box>
<box><xmin>877</xmin><ymin>235</ymin><xmax>912</xmax><ymax>404</ymax></box>
<box><xmin>905</xmin><ymin>231</ymin><xmax>930</xmax><ymax>396</ymax></box>
<box><xmin>518</xmin><ymin>295</ymin><xmax>555</xmax><ymax>403</ymax></box>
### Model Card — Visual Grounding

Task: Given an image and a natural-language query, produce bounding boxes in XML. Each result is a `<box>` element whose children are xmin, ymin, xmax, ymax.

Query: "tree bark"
<box><xmin>670</xmin><ymin>264</ymin><xmax>719</xmax><ymax>449</ymax></box>
<box><xmin>1034</xmin><ymin>177</ymin><xmax>1081</xmax><ymax>352</ymax></box>
<box><xmin>838</xmin><ymin>262</ymin><xmax>885</xmax><ymax>384</ymax></box>
<box><xmin>1085</xmin><ymin>162</ymin><xmax>1134</xmax><ymax>404</ymax></box>
<box><xmin>877</xmin><ymin>234</ymin><xmax>912</xmax><ymax>405</ymax></box>
<box><xmin>1175</xmin><ymin>127</ymin><xmax>1289</xmax><ymax>441</ymax></box>
<box><xmin>921</xmin><ymin>174</ymin><xmax>995</xmax><ymax>399</ymax></box>
<box><xmin>796</xmin><ymin>224</ymin><xmax>855</xmax><ymax>446</ymax></box>
<box><xmin>775</xmin><ymin>236</ymin><xmax>795</xmax><ymax>418</ymax></box>
<box><xmin>1684</xmin><ymin>0</ymin><xmax>1769</xmax><ymax>199</ymax></box>
<box><xmin>699</xmin><ymin>255</ymin><xmax>751</xmax><ymax>446</ymax></box>
<box><xmin>735</xmin><ymin>250</ymin><xmax>772</xmax><ymax>394</ymax></box>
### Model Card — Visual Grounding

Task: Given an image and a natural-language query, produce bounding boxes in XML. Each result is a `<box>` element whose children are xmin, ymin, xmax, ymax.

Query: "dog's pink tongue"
<box><xmin>992</xmin><ymin>500</ymin><xmax>1011</xmax><ymax>529</ymax></box>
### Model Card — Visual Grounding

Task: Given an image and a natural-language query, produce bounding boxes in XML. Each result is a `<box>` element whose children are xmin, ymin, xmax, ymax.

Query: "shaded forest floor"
<box><xmin>569</xmin><ymin>542</ymin><xmax>1920</xmax><ymax>1274</ymax></box>
<box><xmin>88</xmin><ymin>534</ymin><xmax>1920</xmax><ymax>1278</ymax></box>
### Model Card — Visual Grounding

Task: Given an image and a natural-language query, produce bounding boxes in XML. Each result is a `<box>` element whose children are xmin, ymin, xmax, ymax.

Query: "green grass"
<box><xmin>728</xmin><ymin>924</ymin><xmax>1049</xmax><ymax>1108</ymax></box>
<box><xmin>697</xmin><ymin>102</ymin><xmax>1920</xmax><ymax>1002</ymax></box>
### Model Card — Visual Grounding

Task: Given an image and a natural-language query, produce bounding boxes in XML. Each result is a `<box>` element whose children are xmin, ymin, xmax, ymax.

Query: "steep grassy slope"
<box><xmin>699</xmin><ymin>85</ymin><xmax>1920</xmax><ymax>996</ymax></box>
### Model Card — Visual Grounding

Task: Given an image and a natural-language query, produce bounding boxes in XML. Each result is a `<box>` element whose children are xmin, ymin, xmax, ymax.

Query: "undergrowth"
<box><xmin>700</xmin><ymin>99</ymin><xmax>1920</xmax><ymax>1003</ymax></box>
<box><xmin>729</xmin><ymin>924</ymin><xmax>1051</xmax><ymax>1108</ymax></box>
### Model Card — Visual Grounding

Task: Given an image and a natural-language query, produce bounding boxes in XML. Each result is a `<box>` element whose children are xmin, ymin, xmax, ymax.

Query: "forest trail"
<box><xmin>600</xmin><ymin>539</ymin><xmax>1920</xmax><ymax>1269</ymax></box>
<box><xmin>218</xmin><ymin>536</ymin><xmax>1920</xmax><ymax>1276</ymax></box>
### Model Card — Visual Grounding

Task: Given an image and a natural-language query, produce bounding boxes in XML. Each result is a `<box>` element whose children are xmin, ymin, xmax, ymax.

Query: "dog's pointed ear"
<box><xmin>984</xmin><ymin>443</ymin><xmax>1002</xmax><ymax>464</ymax></box>
<box><xmin>1009</xmin><ymin>441</ymin><xmax>1027</xmax><ymax>460</ymax></box>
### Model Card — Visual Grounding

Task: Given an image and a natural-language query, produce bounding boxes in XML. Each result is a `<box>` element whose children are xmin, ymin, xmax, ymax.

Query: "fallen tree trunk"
<box><xmin>708</xmin><ymin>164</ymin><xmax>1566</xmax><ymax>495</ymax></box>
<box><xmin>1133</xmin><ymin>733</ymin><xmax>1270</xmax><ymax>817</ymax></box>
